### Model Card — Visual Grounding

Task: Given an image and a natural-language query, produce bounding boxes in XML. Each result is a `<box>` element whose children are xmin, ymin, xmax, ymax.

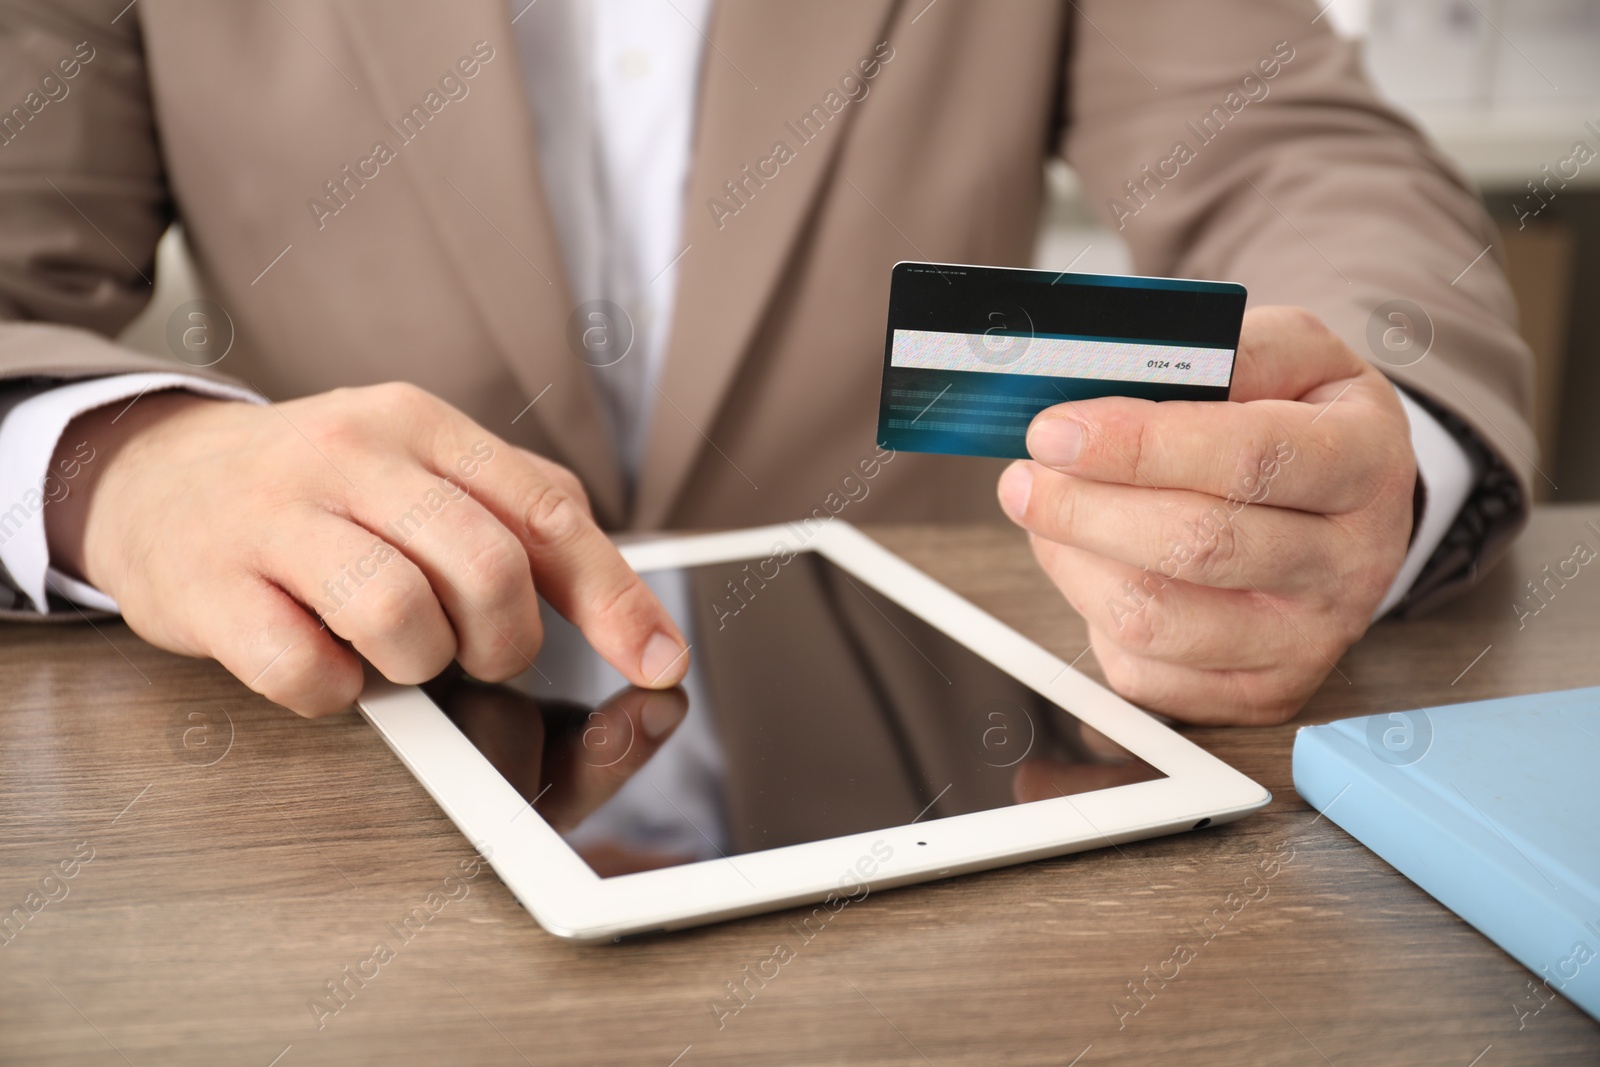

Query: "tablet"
<box><xmin>356</xmin><ymin>522</ymin><xmax>1270</xmax><ymax>942</ymax></box>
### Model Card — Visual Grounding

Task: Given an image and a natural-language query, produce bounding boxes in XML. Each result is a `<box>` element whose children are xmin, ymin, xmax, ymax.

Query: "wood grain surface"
<box><xmin>3</xmin><ymin>511</ymin><xmax>1599</xmax><ymax>1066</ymax></box>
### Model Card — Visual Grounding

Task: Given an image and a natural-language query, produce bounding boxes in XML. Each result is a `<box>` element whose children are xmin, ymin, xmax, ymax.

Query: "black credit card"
<box><xmin>876</xmin><ymin>262</ymin><xmax>1247</xmax><ymax>459</ymax></box>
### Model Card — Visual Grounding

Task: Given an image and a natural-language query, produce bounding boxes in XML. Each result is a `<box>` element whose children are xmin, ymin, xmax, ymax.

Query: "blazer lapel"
<box><xmin>632</xmin><ymin>0</ymin><xmax>902</xmax><ymax>529</ymax></box>
<box><xmin>335</xmin><ymin>1</ymin><xmax>628</xmax><ymax>525</ymax></box>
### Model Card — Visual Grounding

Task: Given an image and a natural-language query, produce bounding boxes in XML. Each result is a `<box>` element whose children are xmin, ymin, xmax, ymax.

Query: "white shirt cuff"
<box><xmin>1373</xmin><ymin>384</ymin><xmax>1476</xmax><ymax>619</ymax></box>
<box><xmin>0</xmin><ymin>373</ymin><xmax>263</xmax><ymax>615</ymax></box>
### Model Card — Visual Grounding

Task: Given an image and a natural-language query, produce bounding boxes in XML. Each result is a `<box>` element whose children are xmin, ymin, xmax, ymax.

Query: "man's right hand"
<box><xmin>45</xmin><ymin>382</ymin><xmax>690</xmax><ymax>717</ymax></box>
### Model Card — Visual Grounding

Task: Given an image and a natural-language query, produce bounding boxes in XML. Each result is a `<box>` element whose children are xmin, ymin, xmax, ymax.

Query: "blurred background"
<box><xmin>120</xmin><ymin>0</ymin><xmax>1600</xmax><ymax>498</ymax></box>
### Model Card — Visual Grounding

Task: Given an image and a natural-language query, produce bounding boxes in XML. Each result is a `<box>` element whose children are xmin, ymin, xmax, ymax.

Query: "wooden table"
<box><xmin>3</xmin><ymin>509</ymin><xmax>1599</xmax><ymax>1067</ymax></box>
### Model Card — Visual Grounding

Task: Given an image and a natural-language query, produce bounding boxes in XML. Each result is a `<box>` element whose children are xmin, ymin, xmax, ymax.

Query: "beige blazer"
<box><xmin>0</xmin><ymin>0</ymin><xmax>1533</xmax><ymax>612</ymax></box>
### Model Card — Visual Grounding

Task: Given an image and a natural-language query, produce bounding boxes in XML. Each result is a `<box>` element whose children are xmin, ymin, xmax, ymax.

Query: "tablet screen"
<box><xmin>429</xmin><ymin>551</ymin><xmax>1164</xmax><ymax>878</ymax></box>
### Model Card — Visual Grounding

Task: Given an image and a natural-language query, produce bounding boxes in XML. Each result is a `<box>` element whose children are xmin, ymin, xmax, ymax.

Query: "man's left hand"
<box><xmin>997</xmin><ymin>305</ymin><xmax>1417</xmax><ymax>726</ymax></box>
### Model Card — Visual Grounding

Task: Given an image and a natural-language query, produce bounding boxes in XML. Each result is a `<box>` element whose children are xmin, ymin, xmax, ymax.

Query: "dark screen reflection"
<box><xmin>430</xmin><ymin>552</ymin><xmax>1164</xmax><ymax>878</ymax></box>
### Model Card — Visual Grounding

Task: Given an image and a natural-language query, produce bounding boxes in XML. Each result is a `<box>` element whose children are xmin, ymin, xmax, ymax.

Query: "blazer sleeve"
<box><xmin>1057</xmin><ymin>0</ymin><xmax>1533</xmax><ymax>612</ymax></box>
<box><xmin>0</xmin><ymin>0</ymin><xmax>245</xmax><ymax>620</ymax></box>
<box><xmin>0</xmin><ymin>0</ymin><xmax>192</xmax><ymax>375</ymax></box>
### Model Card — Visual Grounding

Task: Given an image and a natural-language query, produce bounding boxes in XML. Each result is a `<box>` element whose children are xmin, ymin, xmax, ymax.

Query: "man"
<box><xmin>0</xmin><ymin>0</ymin><xmax>1531</xmax><ymax>724</ymax></box>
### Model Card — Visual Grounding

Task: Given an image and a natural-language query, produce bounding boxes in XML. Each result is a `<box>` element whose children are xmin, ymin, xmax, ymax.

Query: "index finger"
<box><xmin>413</xmin><ymin>413</ymin><xmax>690</xmax><ymax>689</ymax></box>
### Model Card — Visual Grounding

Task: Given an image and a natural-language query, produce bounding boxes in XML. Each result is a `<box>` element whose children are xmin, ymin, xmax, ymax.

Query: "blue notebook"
<box><xmin>1293</xmin><ymin>687</ymin><xmax>1600</xmax><ymax>1022</ymax></box>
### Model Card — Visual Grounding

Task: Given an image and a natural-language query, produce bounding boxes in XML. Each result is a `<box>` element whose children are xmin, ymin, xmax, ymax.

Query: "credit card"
<box><xmin>876</xmin><ymin>262</ymin><xmax>1246</xmax><ymax>459</ymax></box>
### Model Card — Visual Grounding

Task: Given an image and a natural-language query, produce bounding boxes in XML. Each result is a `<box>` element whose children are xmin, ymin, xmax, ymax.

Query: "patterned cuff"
<box><xmin>1388</xmin><ymin>384</ymin><xmax>1528</xmax><ymax>618</ymax></box>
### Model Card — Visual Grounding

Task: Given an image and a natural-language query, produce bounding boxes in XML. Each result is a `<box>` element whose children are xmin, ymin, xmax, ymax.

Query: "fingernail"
<box><xmin>997</xmin><ymin>462</ymin><xmax>1034</xmax><ymax>520</ymax></box>
<box><xmin>1028</xmin><ymin>417</ymin><xmax>1083</xmax><ymax>467</ymax></box>
<box><xmin>640</xmin><ymin>632</ymin><xmax>688</xmax><ymax>686</ymax></box>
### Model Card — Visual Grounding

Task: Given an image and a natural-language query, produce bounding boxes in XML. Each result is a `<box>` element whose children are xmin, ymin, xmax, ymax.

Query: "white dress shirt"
<box><xmin>0</xmin><ymin>0</ymin><xmax>1469</xmax><ymax>620</ymax></box>
<box><xmin>514</xmin><ymin>0</ymin><xmax>711</xmax><ymax>488</ymax></box>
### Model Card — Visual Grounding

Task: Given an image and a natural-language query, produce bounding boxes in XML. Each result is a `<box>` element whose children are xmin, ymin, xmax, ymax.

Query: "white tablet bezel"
<box><xmin>356</xmin><ymin>522</ymin><xmax>1270</xmax><ymax>942</ymax></box>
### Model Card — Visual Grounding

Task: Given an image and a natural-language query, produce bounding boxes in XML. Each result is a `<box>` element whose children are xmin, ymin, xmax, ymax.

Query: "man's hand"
<box><xmin>996</xmin><ymin>306</ymin><xmax>1416</xmax><ymax>725</ymax></box>
<box><xmin>46</xmin><ymin>382</ymin><xmax>690</xmax><ymax>717</ymax></box>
